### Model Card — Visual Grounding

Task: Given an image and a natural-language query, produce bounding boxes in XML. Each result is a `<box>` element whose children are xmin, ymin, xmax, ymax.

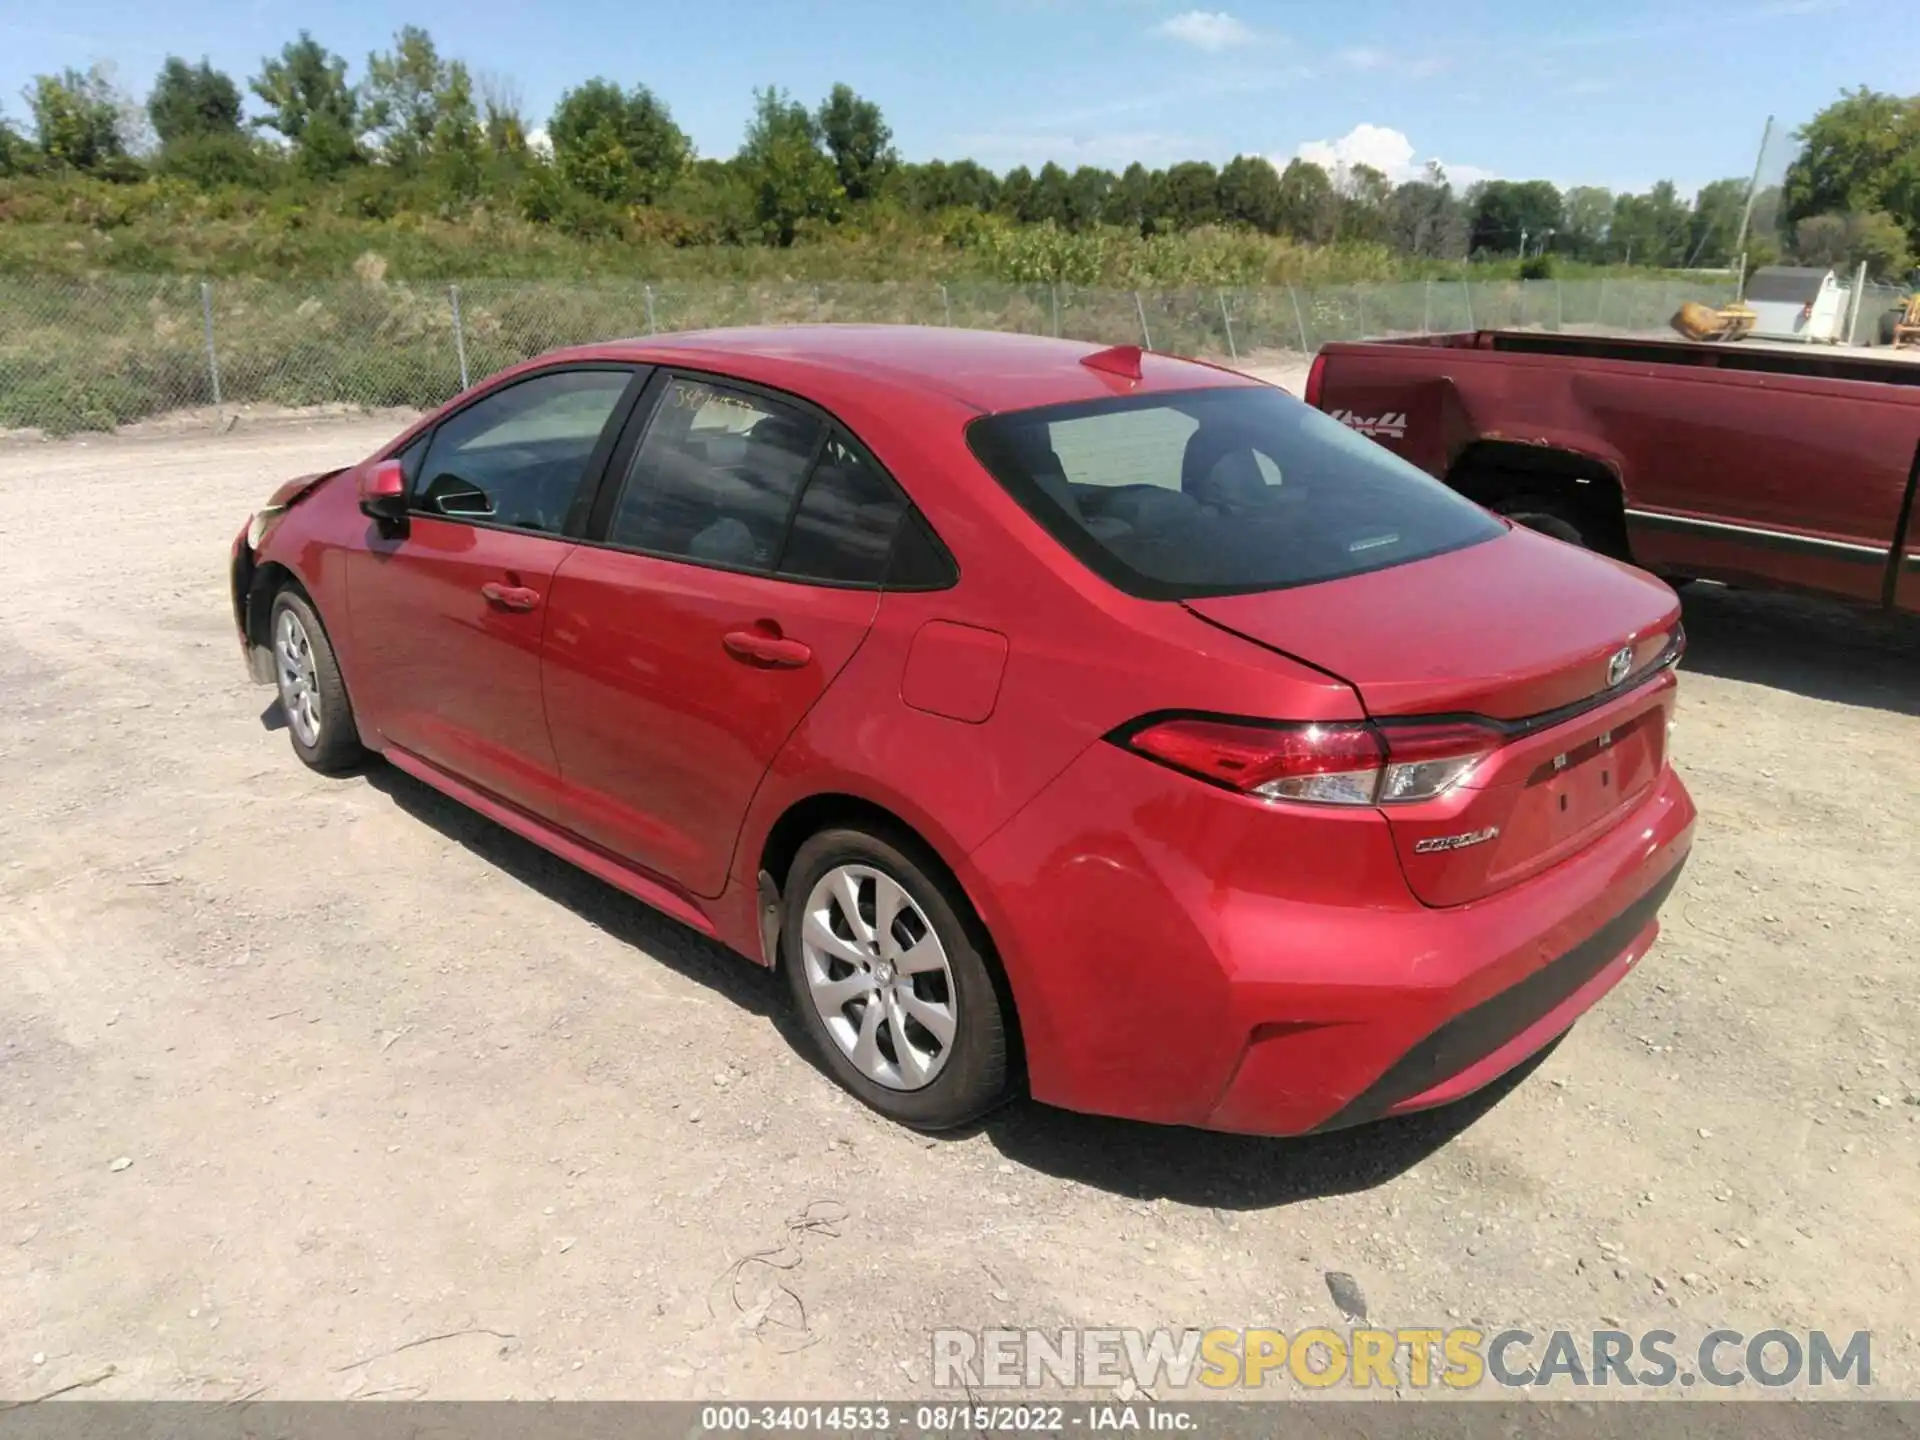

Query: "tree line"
<box><xmin>1</xmin><ymin>29</ymin><xmax>1914</xmax><ymax>279</ymax></box>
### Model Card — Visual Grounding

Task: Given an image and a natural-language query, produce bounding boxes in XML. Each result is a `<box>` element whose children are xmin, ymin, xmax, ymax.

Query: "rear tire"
<box><xmin>269</xmin><ymin>588</ymin><xmax>364</xmax><ymax>774</ymax></box>
<box><xmin>1493</xmin><ymin>496</ymin><xmax>1587</xmax><ymax>549</ymax></box>
<box><xmin>781</xmin><ymin>826</ymin><xmax>1011</xmax><ymax>1130</ymax></box>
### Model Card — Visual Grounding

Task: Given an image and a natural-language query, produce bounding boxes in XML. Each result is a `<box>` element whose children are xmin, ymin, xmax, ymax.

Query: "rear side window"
<box><xmin>608</xmin><ymin>377</ymin><xmax>823</xmax><ymax>572</ymax></box>
<box><xmin>966</xmin><ymin>386</ymin><xmax>1502</xmax><ymax>599</ymax></box>
<box><xmin>778</xmin><ymin>434</ymin><xmax>909</xmax><ymax>585</ymax></box>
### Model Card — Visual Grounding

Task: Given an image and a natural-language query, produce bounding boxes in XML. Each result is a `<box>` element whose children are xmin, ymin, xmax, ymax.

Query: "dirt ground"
<box><xmin>2</xmin><ymin>408</ymin><xmax>1917</xmax><ymax>1404</ymax></box>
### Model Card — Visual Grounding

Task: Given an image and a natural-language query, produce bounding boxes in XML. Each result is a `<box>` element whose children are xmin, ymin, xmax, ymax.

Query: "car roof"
<box><xmin>542</xmin><ymin>325</ymin><xmax>1260</xmax><ymax>415</ymax></box>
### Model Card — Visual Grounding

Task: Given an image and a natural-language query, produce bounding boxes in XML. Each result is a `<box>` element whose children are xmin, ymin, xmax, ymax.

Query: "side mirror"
<box><xmin>358</xmin><ymin>459</ymin><xmax>408</xmax><ymax>531</ymax></box>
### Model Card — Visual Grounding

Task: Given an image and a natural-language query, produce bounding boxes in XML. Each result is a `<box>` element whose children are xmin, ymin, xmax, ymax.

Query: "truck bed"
<box><xmin>1360</xmin><ymin>328</ymin><xmax>1920</xmax><ymax>387</ymax></box>
<box><xmin>1306</xmin><ymin>329</ymin><xmax>1920</xmax><ymax>613</ymax></box>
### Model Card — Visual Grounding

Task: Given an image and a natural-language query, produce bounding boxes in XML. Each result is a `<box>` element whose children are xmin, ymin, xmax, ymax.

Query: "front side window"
<box><xmin>607</xmin><ymin>377</ymin><xmax>825</xmax><ymax>571</ymax></box>
<box><xmin>413</xmin><ymin>369</ymin><xmax>632</xmax><ymax>534</ymax></box>
<box><xmin>966</xmin><ymin>385</ymin><xmax>1503</xmax><ymax>599</ymax></box>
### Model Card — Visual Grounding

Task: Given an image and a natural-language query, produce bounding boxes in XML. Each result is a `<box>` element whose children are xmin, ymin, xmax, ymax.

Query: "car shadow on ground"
<box><xmin>969</xmin><ymin>1046</ymin><xmax>1551</xmax><ymax>1210</ymax></box>
<box><xmin>1677</xmin><ymin>583</ymin><xmax>1920</xmax><ymax>715</ymax></box>
<box><xmin>363</xmin><ymin>762</ymin><xmax>790</xmax><ymax>1025</ymax></box>
<box><xmin>358</xmin><ymin>759</ymin><xmax>1532</xmax><ymax>1211</ymax></box>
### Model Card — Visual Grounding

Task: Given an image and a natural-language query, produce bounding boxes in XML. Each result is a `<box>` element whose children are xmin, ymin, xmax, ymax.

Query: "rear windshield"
<box><xmin>966</xmin><ymin>386</ymin><xmax>1503</xmax><ymax>599</ymax></box>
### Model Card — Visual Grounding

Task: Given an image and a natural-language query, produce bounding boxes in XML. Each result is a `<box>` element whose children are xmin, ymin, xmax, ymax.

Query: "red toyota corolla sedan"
<box><xmin>230</xmin><ymin>326</ymin><xmax>1694</xmax><ymax>1135</ymax></box>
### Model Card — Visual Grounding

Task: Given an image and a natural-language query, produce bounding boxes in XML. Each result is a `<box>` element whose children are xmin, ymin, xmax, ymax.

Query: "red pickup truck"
<box><xmin>1305</xmin><ymin>331</ymin><xmax>1920</xmax><ymax>613</ymax></box>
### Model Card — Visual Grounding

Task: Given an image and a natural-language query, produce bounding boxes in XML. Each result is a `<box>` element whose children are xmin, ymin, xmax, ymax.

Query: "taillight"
<box><xmin>1371</xmin><ymin>721</ymin><xmax>1504</xmax><ymax>802</ymax></box>
<box><xmin>1304</xmin><ymin>353</ymin><xmax>1328</xmax><ymax>409</ymax></box>
<box><xmin>1116</xmin><ymin>715</ymin><xmax>1502</xmax><ymax>806</ymax></box>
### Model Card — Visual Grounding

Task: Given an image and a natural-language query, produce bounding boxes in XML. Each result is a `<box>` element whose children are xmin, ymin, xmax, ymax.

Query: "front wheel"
<box><xmin>782</xmin><ymin>827</ymin><xmax>1012</xmax><ymax>1130</ymax></box>
<box><xmin>270</xmin><ymin>588</ymin><xmax>364</xmax><ymax>774</ymax></box>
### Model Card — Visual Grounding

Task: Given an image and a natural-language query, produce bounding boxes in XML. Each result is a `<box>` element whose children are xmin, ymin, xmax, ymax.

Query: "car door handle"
<box><xmin>723</xmin><ymin>628</ymin><xmax>812</xmax><ymax>668</ymax></box>
<box><xmin>480</xmin><ymin>582</ymin><xmax>541</xmax><ymax>611</ymax></box>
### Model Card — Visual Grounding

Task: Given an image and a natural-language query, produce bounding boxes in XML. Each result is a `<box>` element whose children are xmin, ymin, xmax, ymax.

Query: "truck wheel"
<box><xmin>1493</xmin><ymin>498</ymin><xmax>1586</xmax><ymax>549</ymax></box>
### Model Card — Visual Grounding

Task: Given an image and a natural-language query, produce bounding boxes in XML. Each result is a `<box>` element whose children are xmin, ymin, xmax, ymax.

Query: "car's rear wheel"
<box><xmin>270</xmin><ymin>588</ymin><xmax>364</xmax><ymax>774</ymax></box>
<box><xmin>782</xmin><ymin>826</ymin><xmax>1011</xmax><ymax>1130</ymax></box>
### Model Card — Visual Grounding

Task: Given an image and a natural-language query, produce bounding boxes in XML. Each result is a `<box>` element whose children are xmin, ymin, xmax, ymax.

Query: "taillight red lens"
<box><xmin>1122</xmin><ymin>718</ymin><xmax>1383</xmax><ymax>804</ymax></box>
<box><xmin>1304</xmin><ymin>354</ymin><xmax>1328</xmax><ymax>409</ymax></box>
<box><xmin>1118</xmin><ymin>715</ymin><xmax>1503</xmax><ymax>806</ymax></box>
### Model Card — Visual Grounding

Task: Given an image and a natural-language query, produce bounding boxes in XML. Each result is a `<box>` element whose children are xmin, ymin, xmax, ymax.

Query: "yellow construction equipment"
<box><xmin>1670</xmin><ymin>299</ymin><xmax>1758</xmax><ymax>343</ymax></box>
<box><xmin>1891</xmin><ymin>292</ymin><xmax>1920</xmax><ymax>349</ymax></box>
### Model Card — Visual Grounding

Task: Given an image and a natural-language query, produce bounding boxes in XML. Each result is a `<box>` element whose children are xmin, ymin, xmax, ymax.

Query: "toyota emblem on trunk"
<box><xmin>1607</xmin><ymin>645</ymin><xmax>1635</xmax><ymax>687</ymax></box>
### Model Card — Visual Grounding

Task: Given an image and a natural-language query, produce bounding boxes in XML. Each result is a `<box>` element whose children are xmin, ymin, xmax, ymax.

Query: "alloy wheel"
<box><xmin>798</xmin><ymin>864</ymin><xmax>958</xmax><ymax>1091</ymax></box>
<box><xmin>274</xmin><ymin>607</ymin><xmax>322</xmax><ymax>747</ymax></box>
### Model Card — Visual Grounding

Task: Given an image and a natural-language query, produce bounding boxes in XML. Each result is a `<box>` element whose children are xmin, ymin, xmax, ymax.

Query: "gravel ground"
<box><xmin>2</xmin><ymin>408</ymin><xmax>1917</xmax><ymax>1403</ymax></box>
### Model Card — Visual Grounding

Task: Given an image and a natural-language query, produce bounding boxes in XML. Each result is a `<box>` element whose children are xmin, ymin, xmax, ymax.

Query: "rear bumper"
<box><xmin>966</xmin><ymin>742</ymin><xmax>1696</xmax><ymax>1137</ymax></box>
<box><xmin>1308</xmin><ymin>856</ymin><xmax>1682</xmax><ymax>1131</ymax></box>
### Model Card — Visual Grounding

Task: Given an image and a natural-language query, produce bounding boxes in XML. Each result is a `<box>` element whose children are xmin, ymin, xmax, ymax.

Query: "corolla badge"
<box><xmin>1413</xmin><ymin>827</ymin><xmax>1500</xmax><ymax>854</ymax></box>
<box><xmin>1607</xmin><ymin>644</ymin><xmax>1636</xmax><ymax>688</ymax></box>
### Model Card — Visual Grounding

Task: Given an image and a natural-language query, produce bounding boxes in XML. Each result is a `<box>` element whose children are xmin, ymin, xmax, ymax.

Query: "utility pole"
<box><xmin>1519</xmin><ymin>227</ymin><xmax>1529</xmax><ymax>259</ymax></box>
<box><xmin>1733</xmin><ymin>114</ymin><xmax>1775</xmax><ymax>300</ymax></box>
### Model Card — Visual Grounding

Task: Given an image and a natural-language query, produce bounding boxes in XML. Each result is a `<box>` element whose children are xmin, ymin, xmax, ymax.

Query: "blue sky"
<box><xmin>2</xmin><ymin>0</ymin><xmax>1910</xmax><ymax>194</ymax></box>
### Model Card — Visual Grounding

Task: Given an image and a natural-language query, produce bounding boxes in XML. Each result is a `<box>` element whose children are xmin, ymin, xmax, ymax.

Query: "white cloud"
<box><xmin>526</xmin><ymin>127</ymin><xmax>554</xmax><ymax>159</ymax></box>
<box><xmin>1335</xmin><ymin>47</ymin><xmax>1450</xmax><ymax>78</ymax></box>
<box><xmin>1290</xmin><ymin>123</ymin><xmax>1493</xmax><ymax>188</ymax></box>
<box><xmin>1154</xmin><ymin>10</ymin><xmax>1257</xmax><ymax>50</ymax></box>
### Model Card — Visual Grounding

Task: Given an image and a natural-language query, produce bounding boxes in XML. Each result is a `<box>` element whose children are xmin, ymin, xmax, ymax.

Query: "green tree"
<box><xmin>737</xmin><ymin>85</ymin><xmax>840</xmax><ymax>244</ymax></box>
<box><xmin>1783</xmin><ymin>88</ymin><xmax>1920</xmax><ymax>256</ymax></box>
<box><xmin>1560</xmin><ymin>185</ymin><xmax>1614</xmax><ymax>261</ymax></box>
<box><xmin>478</xmin><ymin>73</ymin><xmax>529</xmax><ymax>157</ymax></box>
<box><xmin>0</xmin><ymin>112</ymin><xmax>37</xmax><ymax>175</ymax></box>
<box><xmin>251</xmin><ymin>32</ymin><xmax>360</xmax><ymax>176</ymax></box>
<box><xmin>1065</xmin><ymin>166</ymin><xmax>1112</xmax><ymax>231</ymax></box>
<box><xmin>662</xmin><ymin>157</ymin><xmax>757</xmax><ymax>243</ymax></box>
<box><xmin>1275</xmin><ymin>158</ymin><xmax>1335</xmax><ymax>242</ymax></box>
<box><xmin>27</xmin><ymin>67</ymin><xmax>124</xmax><ymax>173</ymax></box>
<box><xmin>549</xmin><ymin>78</ymin><xmax>690</xmax><ymax>205</ymax></box>
<box><xmin>1217</xmin><ymin>154</ymin><xmax>1283</xmax><ymax>233</ymax></box>
<box><xmin>815</xmin><ymin>83</ymin><xmax>895</xmax><ymax>202</ymax></box>
<box><xmin>1794</xmin><ymin>211</ymin><xmax>1911</xmax><ymax>278</ymax></box>
<box><xmin>998</xmin><ymin>164</ymin><xmax>1036</xmax><ymax>220</ymax></box>
<box><xmin>1608</xmin><ymin>181</ymin><xmax>1690</xmax><ymax>265</ymax></box>
<box><xmin>1338</xmin><ymin>162</ymin><xmax>1393</xmax><ymax>243</ymax></box>
<box><xmin>1029</xmin><ymin>161</ymin><xmax>1073</xmax><ymax>225</ymax></box>
<box><xmin>429</xmin><ymin>61</ymin><xmax>484</xmax><ymax>197</ymax></box>
<box><xmin>1468</xmin><ymin>179</ymin><xmax>1562</xmax><ymax>255</ymax></box>
<box><xmin>361</xmin><ymin>25</ymin><xmax>456</xmax><ymax>169</ymax></box>
<box><xmin>1104</xmin><ymin>162</ymin><xmax>1163</xmax><ymax>233</ymax></box>
<box><xmin>1386</xmin><ymin>162</ymin><xmax>1465</xmax><ymax>258</ymax></box>
<box><xmin>1162</xmin><ymin>160</ymin><xmax>1220</xmax><ymax>229</ymax></box>
<box><xmin>1686</xmin><ymin>177</ymin><xmax>1748</xmax><ymax>267</ymax></box>
<box><xmin>148</xmin><ymin>56</ymin><xmax>242</xmax><ymax>146</ymax></box>
<box><xmin>897</xmin><ymin>158</ymin><xmax>997</xmax><ymax>212</ymax></box>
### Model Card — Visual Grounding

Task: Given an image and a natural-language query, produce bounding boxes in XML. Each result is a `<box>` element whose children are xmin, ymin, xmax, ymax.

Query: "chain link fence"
<box><xmin>0</xmin><ymin>274</ymin><xmax>1745</xmax><ymax>437</ymax></box>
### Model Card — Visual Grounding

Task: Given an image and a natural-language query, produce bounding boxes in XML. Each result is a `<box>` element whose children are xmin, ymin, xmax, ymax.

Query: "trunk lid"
<box><xmin>1184</xmin><ymin>525</ymin><xmax>1684</xmax><ymax>905</ymax></box>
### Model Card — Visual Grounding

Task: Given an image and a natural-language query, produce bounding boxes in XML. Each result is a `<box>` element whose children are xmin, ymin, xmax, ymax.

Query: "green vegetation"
<box><xmin>2</xmin><ymin>28</ymin><xmax>1913</xmax><ymax>285</ymax></box>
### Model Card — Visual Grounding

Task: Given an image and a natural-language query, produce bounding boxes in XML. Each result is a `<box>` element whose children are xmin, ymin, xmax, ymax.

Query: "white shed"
<box><xmin>1743</xmin><ymin>266</ymin><xmax>1850</xmax><ymax>342</ymax></box>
